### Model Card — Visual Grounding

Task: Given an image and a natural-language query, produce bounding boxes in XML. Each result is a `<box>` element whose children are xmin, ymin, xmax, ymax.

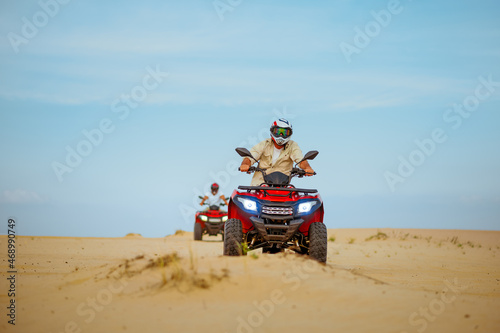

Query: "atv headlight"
<box><xmin>297</xmin><ymin>201</ymin><xmax>317</xmax><ymax>214</ymax></box>
<box><xmin>199</xmin><ymin>215</ymin><xmax>208</xmax><ymax>222</ymax></box>
<box><xmin>237</xmin><ymin>197</ymin><xmax>257</xmax><ymax>212</ymax></box>
<box><xmin>222</xmin><ymin>216</ymin><xmax>228</xmax><ymax>222</ymax></box>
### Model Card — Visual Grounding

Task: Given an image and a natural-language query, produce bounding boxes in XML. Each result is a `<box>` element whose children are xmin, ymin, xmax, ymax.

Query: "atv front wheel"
<box><xmin>308</xmin><ymin>222</ymin><xmax>327</xmax><ymax>263</ymax></box>
<box><xmin>224</xmin><ymin>219</ymin><xmax>243</xmax><ymax>256</ymax></box>
<box><xmin>194</xmin><ymin>223</ymin><xmax>202</xmax><ymax>241</ymax></box>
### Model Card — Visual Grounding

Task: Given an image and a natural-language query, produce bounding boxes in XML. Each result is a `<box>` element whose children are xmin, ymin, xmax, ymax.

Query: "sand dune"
<box><xmin>1</xmin><ymin>228</ymin><xmax>499</xmax><ymax>333</ymax></box>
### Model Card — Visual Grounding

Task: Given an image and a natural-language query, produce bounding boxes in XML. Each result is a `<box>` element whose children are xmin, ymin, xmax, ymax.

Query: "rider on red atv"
<box><xmin>226</xmin><ymin>119</ymin><xmax>326</xmax><ymax>262</ymax></box>
<box><xmin>239</xmin><ymin>118</ymin><xmax>315</xmax><ymax>183</ymax></box>
<box><xmin>194</xmin><ymin>183</ymin><xmax>229</xmax><ymax>241</ymax></box>
<box><xmin>200</xmin><ymin>183</ymin><xmax>229</xmax><ymax>208</ymax></box>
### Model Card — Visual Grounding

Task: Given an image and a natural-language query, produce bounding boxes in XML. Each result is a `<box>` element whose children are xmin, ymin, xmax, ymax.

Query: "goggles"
<box><xmin>271</xmin><ymin>127</ymin><xmax>292</xmax><ymax>138</ymax></box>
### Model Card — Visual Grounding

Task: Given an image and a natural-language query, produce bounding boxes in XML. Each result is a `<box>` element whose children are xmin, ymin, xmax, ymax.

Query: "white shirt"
<box><xmin>205</xmin><ymin>192</ymin><xmax>223</xmax><ymax>206</ymax></box>
<box><xmin>272</xmin><ymin>146</ymin><xmax>282</xmax><ymax>165</ymax></box>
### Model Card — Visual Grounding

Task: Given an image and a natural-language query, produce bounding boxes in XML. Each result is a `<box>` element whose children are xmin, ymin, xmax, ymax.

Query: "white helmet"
<box><xmin>270</xmin><ymin>118</ymin><xmax>293</xmax><ymax>146</ymax></box>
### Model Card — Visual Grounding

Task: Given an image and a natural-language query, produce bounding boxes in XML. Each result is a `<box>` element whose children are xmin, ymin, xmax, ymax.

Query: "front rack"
<box><xmin>238</xmin><ymin>185</ymin><xmax>318</xmax><ymax>198</ymax></box>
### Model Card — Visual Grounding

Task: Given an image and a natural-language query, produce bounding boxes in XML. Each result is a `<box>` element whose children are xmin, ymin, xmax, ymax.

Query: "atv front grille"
<box><xmin>262</xmin><ymin>206</ymin><xmax>293</xmax><ymax>216</ymax></box>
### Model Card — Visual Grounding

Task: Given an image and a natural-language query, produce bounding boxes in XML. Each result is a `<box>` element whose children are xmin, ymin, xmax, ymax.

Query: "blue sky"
<box><xmin>1</xmin><ymin>0</ymin><xmax>499</xmax><ymax>237</ymax></box>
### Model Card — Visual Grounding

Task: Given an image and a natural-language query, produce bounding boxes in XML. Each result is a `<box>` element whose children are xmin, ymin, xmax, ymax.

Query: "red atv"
<box><xmin>224</xmin><ymin>148</ymin><xmax>327</xmax><ymax>262</ymax></box>
<box><xmin>194</xmin><ymin>196</ymin><xmax>228</xmax><ymax>241</ymax></box>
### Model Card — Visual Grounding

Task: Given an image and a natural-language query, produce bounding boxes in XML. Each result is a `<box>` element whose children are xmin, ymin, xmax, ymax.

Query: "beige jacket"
<box><xmin>247</xmin><ymin>139</ymin><xmax>304</xmax><ymax>186</ymax></box>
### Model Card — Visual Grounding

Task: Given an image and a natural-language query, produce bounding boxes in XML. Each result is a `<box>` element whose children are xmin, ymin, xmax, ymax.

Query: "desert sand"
<box><xmin>1</xmin><ymin>228</ymin><xmax>499</xmax><ymax>333</ymax></box>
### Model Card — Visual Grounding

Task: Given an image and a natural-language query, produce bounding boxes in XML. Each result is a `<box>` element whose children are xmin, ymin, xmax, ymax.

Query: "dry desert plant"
<box><xmin>365</xmin><ymin>231</ymin><xmax>388</xmax><ymax>241</ymax></box>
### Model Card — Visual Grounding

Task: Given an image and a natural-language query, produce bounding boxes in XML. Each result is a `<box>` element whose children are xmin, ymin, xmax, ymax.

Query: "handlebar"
<box><xmin>198</xmin><ymin>196</ymin><xmax>229</xmax><ymax>206</ymax></box>
<box><xmin>238</xmin><ymin>166</ymin><xmax>264</xmax><ymax>174</ymax></box>
<box><xmin>238</xmin><ymin>166</ymin><xmax>316</xmax><ymax>178</ymax></box>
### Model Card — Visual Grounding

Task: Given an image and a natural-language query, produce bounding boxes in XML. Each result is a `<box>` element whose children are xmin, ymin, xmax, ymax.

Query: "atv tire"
<box><xmin>224</xmin><ymin>219</ymin><xmax>243</xmax><ymax>256</ymax></box>
<box><xmin>194</xmin><ymin>223</ymin><xmax>202</xmax><ymax>241</ymax></box>
<box><xmin>308</xmin><ymin>222</ymin><xmax>327</xmax><ymax>263</ymax></box>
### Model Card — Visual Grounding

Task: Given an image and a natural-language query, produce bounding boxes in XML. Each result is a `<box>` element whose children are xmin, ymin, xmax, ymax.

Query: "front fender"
<box><xmin>298</xmin><ymin>203</ymin><xmax>324</xmax><ymax>236</ymax></box>
<box><xmin>195</xmin><ymin>213</ymin><xmax>206</xmax><ymax>229</ymax></box>
<box><xmin>228</xmin><ymin>199</ymin><xmax>256</xmax><ymax>234</ymax></box>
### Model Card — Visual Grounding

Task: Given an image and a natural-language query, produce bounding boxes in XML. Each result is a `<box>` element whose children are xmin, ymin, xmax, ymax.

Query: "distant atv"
<box><xmin>194</xmin><ymin>196</ymin><xmax>229</xmax><ymax>241</ymax></box>
<box><xmin>224</xmin><ymin>148</ymin><xmax>327</xmax><ymax>262</ymax></box>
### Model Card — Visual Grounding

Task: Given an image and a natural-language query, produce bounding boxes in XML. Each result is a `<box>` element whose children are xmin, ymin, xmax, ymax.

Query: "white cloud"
<box><xmin>458</xmin><ymin>195</ymin><xmax>500</xmax><ymax>205</ymax></box>
<box><xmin>0</xmin><ymin>1</ymin><xmax>494</xmax><ymax>110</ymax></box>
<box><xmin>1</xmin><ymin>189</ymin><xmax>46</xmax><ymax>204</ymax></box>
<box><xmin>328</xmin><ymin>95</ymin><xmax>411</xmax><ymax>111</ymax></box>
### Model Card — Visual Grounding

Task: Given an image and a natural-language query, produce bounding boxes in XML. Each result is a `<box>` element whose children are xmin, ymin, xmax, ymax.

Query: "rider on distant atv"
<box><xmin>200</xmin><ymin>183</ymin><xmax>229</xmax><ymax>209</ymax></box>
<box><xmin>239</xmin><ymin>118</ymin><xmax>315</xmax><ymax>186</ymax></box>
